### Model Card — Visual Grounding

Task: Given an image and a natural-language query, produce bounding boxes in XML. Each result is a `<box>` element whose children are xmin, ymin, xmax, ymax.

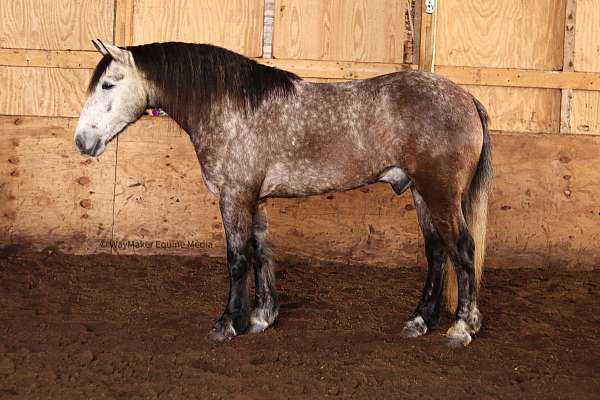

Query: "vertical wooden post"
<box><xmin>114</xmin><ymin>0</ymin><xmax>136</xmax><ymax>46</ymax></box>
<box><xmin>418</xmin><ymin>0</ymin><xmax>438</xmax><ymax>72</ymax></box>
<box><xmin>263</xmin><ymin>0</ymin><xmax>275</xmax><ymax>58</ymax></box>
<box><xmin>560</xmin><ymin>0</ymin><xmax>577</xmax><ymax>134</ymax></box>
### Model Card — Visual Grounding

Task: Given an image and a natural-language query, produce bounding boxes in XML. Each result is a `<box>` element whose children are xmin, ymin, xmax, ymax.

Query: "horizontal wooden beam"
<box><xmin>258</xmin><ymin>58</ymin><xmax>415</xmax><ymax>79</ymax></box>
<box><xmin>2</xmin><ymin>48</ymin><xmax>600</xmax><ymax>91</ymax></box>
<box><xmin>0</xmin><ymin>48</ymin><xmax>100</xmax><ymax>69</ymax></box>
<box><xmin>436</xmin><ymin>65</ymin><xmax>600</xmax><ymax>91</ymax></box>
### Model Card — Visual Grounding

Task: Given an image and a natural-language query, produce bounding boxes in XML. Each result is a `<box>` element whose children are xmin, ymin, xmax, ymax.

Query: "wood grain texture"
<box><xmin>0</xmin><ymin>0</ymin><xmax>113</xmax><ymax>50</ymax></box>
<box><xmin>0</xmin><ymin>116</ymin><xmax>115</xmax><ymax>253</ymax></box>
<box><xmin>560</xmin><ymin>0</ymin><xmax>577</xmax><ymax>134</ymax></box>
<box><xmin>5</xmin><ymin>50</ymin><xmax>600</xmax><ymax>91</ymax></box>
<box><xmin>112</xmin><ymin>118</ymin><xmax>225</xmax><ymax>257</ymax></box>
<box><xmin>0</xmin><ymin>49</ymin><xmax>101</xmax><ymax>69</ymax></box>
<box><xmin>436</xmin><ymin>0</ymin><xmax>566</xmax><ymax>70</ymax></box>
<box><xmin>115</xmin><ymin>0</ymin><xmax>136</xmax><ymax>46</ymax></box>
<box><xmin>418</xmin><ymin>0</ymin><xmax>437</xmax><ymax>72</ymax></box>
<box><xmin>273</xmin><ymin>0</ymin><xmax>409</xmax><ymax>63</ymax></box>
<box><xmin>574</xmin><ymin>0</ymin><xmax>600</xmax><ymax>72</ymax></box>
<box><xmin>464</xmin><ymin>86</ymin><xmax>561</xmax><ymax>133</ymax></box>
<box><xmin>0</xmin><ymin>66</ymin><xmax>90</xmax><ymax>117</ymax></box>
<box><xmin>571</xmin><ymin>90</ymin><xmax>600</xmax><ymax>135</ymax></box>
<box><xmin>259</xmin><ymin>58</ymin><xmax>414</xmax><ymax>79</ymax></box>
<box><xmin>131</xmin><ymin>0</ymin><xmax>264</xmax><ymax>56</ymax></box>
<box><xmin>434</xmin><ymin>65</ymin><xmax>600</xmax><ymax>91</ymax></box>
<box><xmin>570</xmin><ymin>1</ymin><xmax>600</xmax><ymax>135</ymax></box>
<box><xmin>488</xmin><ymin>133</ymin><xmax>600</xmax><ymax>268</ymax></box>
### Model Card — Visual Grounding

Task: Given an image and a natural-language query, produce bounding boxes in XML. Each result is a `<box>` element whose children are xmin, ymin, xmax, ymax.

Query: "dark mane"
<box><xmin>88</xmin><ymin>42</ymin><xmax>300</xmax><ymax>127</ymax></box>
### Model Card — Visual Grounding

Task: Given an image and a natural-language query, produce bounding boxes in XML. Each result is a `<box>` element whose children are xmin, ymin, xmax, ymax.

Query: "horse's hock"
<box><xmin>1</xmin><ymin>0</ymin><xmax>599</xmax><ymax>268</ymax></box>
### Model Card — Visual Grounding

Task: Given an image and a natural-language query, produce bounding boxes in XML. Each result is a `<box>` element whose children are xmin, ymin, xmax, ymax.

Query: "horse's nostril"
<box><xmin>75</xmin><ymin>135</ymin><xmax>85</xmax><ymax>152</ymax></box>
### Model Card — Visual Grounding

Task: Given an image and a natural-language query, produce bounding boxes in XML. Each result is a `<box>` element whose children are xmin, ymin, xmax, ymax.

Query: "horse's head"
<box><xmin>74</xmin><ymin>40</ymin><xmax>148</xmax><ymax>157</ymax></box>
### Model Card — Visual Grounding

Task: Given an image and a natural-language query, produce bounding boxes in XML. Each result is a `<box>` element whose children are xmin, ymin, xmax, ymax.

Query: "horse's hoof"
<box><xmin>446</xmin><ymin>320</ymin><xmax>472</xmax><ymax>348</ymax></box>
<box><xmin>401</xmin><ymin>315</ymin><xmax>427</xmax><ymax>338</ymax></box>
<box><xmin>207</xmin><ymin>317</ymin><xmax>237</xmax><ymax>342</ymax></box>
<box><xmin>248</xmin><ymin>306</ymin><xmax>278</xmax><ymax>334</ymax></box>
<box><xmin>466</xmin><ymin>306</ymin><xmax>482</xmax><ymax>334</ymax></box>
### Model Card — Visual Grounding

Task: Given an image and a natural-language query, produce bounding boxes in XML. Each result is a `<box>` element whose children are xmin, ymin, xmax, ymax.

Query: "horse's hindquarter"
<box><xmin>258</xmin><ymin>71</ymin><xmax>483</xmax><ymax>199</ymax></box>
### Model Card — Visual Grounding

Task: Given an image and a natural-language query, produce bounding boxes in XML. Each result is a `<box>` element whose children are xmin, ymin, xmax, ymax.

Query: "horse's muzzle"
<box><xmin>75</xmin><ymin>133</ymin><xmax>102</xmax><ymax>157</ymax></box>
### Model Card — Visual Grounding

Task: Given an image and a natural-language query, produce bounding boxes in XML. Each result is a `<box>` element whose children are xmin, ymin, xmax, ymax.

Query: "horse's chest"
<box><xmin>198</xmin><ymin>157</ymin><xmax>223</xmax><ymax>196</ymax></box>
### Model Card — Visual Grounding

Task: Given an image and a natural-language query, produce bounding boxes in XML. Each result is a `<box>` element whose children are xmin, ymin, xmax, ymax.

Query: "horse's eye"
<box><xmin>101</xmin><ymin>82</ymin><xmax>115</xmax><ymax>90</ymax></box>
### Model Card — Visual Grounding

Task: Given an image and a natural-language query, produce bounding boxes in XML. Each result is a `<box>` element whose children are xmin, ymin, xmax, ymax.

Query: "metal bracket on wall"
<box><xmin>425</xmin><ymin>0</ymin><xmax>435</xmax><ymax>14</ymax></box>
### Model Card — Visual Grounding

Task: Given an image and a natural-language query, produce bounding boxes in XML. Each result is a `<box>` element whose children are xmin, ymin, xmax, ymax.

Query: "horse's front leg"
<box><xmin>208</xmin><ymin>191</ymin><xmax>256</xmax><ymax>342</ymax></box>
<box><xmin>248</xmin><ymin>204</ymin><xmax>279</xmax><ymax>333</ymax></box>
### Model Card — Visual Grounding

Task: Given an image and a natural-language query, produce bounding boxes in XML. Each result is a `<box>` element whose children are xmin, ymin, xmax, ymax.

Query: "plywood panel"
<box><xmin>571</xmin><ymin>90</ymin><xmax>600</xmax><ymax>135</ymax></box>
<box><xmin>488</xmin><ymin>133</ymin><xmax>600</xmax><ymax>269</ymax></box>
<box><xmin>0</xmin><ymin>66</ymin><xmax>90</xmax><ymax>117</ymax></box>
<box><xmin>131</xmin><ymin>0</ymin><xmax>264</xmax><ymax>56</ymax></box>
<box><xmin>465</xmin><ymin>86</ymin><xmax>561</xmax><ymax>133</ymax></box>
<box><xmin>574</xmin><ymin>0</ymin><xmax>600</xmax><ymax>72</ymax></box>
<box><xmin>273</xmin><ymin>0</ymin><xmax>409</xmax><ymax>63</ymax></box>
<box><xmin>0</xmin><ymin>0</ymin><xmax>113</xmax><ymax>51</ymax></box>
<box><xmin>0</xmin><ymin>116</ymin><xmax>115</xmax><ymax>253</ymax></box>
<box><xmin>112</xmin><ymin>118</ymin><xmax>224</xmax><ymax>257</ymax></box>
<box><xmin>436</xmin><ymin>0</ymin><xmax>566</xmax><ymax>70</ymax></box>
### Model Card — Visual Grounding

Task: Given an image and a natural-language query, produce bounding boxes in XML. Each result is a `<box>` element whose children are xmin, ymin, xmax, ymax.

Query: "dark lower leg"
<box><xmin>402</xmin><ymin>189</ymin><xmax>447</xmax><ymax>338</ymax></box>
<box><xmin>451</xmin><ymin>228</ymin><xmax>480</xmax><ymax>326</ymax></box>
<box><xmin>446</xmin><ymin>228</ymin><xmax>481</xmax><ymax>347</ymax></box>
<box><xmin>249</xmin><ymin>206</ymin><xmax>278</xmax><ymax>332</ymax></box>
<box><xmin>415</xmin><ymin>232</ymin><xmax>447</xmax><ymax>325</ymax></box>
<box><xmin>208</xmin><ymin>193</ymin><xmax>255</xmax><ymax>341</ymax></box>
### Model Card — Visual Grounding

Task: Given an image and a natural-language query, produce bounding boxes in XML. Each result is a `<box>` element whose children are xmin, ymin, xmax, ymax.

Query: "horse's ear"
<box><xmin>91</xmin><ymin>39</ymin><xmax>135</xmax><ymax>67</ymax></box>
<box><xmin>91</xmin><ymin>39</ymin><xmax>109</xmax><ymax>56</ymax></box>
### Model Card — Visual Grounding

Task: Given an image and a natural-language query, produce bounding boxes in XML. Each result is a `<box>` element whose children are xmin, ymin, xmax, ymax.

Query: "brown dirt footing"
<box><xmin>1</xmin><ymin>249</ymin><xmax>599</xmax><ymax>399</ymax></box>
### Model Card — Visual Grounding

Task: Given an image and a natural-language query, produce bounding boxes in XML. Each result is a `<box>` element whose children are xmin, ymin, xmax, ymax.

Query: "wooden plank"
<box><xmin>3</xmin><ymin>49</ymin><xmax>600</xmax><ymax>92</ymax></box>
<box><xmin>0</xmin><ymin>116</ymin><xmax>116</xmax><ymax>253</ymax></box>
<box><xmin>464</xmin><ymin>86</ymin><xmax>561</xmax><ymax>134</ymax></box>
<box><xmin>273</xmin><ymin>0</ymin><xmax>409</xmax><ymax>63</ymax></box>
<box><xmin>560</xmin><ymin>0</ymin><xmax>577</xmax><ymax>134</ymax></box>
<box><xmin>131</xmin><ymin>0</ymin><xmax>264</xmax><ymax>57</ymax></box>
<box><xmin>0</xmin><ymin>49</ymin><xmax>100</xmax><ymax>69</ymax></box>
<box><xmin>0</xmin><ymin>66</ymin><xmax>90</xmax><ymax>117</ymax></box>
<box><xmin>574</xmin><ymin>0</ymin><xmax>600</xmax><ymax>73</ymax></box>
<box><xmin>259</xmin><ymin>58</ymin><xmax>415</xmax><ymax>80</ymax></box>
<box><xmin>112</xmin><ymin>117</ymin><xmax>224</xmax><ymax>257</ymax></box>
<box><xmin>488</xmin><ymin>133</ymin><xmax>600</xmax><ymax>269</ymax></box>
<box><xmin>434</xmin><ymin>66</ymin><xmax>600</xmax><ymax>91</ymax></box>
<box><xmin>418</xmin><ymin>0</ymin><xmax>438</xmax><ymax>72</ymax></box>
<box><xmin>571</xmin><ymin>90</ymin><xmax>600</xmax><ymax>135</ymax></box>
<box><xmin>114</xmin><ymin>0</ymin><xmax>136</xmax><ymax>46</ymax></box>
<box><xmin>262</xmin><ymin>0</ymin><xmax>275</xmax><ymax>58</ymax></box>
<box><xmin>571</xmin><ymin>1</ymin><xmax>600</xmax><ymax>136</ymax></box>
<box><xmin>0</xmin><ymin>0</ymin><xmax>114</xmax><ymax>51</ymax></box>
<box><xmin>436</xmin><ymin>0</ymin><xmax>566</xmax><ymax>70</ymax></box>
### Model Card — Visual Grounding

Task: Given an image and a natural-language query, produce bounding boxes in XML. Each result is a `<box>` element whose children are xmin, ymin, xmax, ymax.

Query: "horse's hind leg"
<box><xmin>401</xmin><ymin>189</ymin><xmax>447</xmax><ymax>338</ymax></box>
<box><xmin>426</xmin><ymin>197</ymin><xmax>481</xmax><ymax>347</ymax></box>
<box><xmin>248</xmin><ymin>204</ymin><xmax>279</xmax><ymax>333</ymax></box>
<box><xmin>208</xmin><ymin>191</ymin><xmax>255</xmax><ymax>341</ymax></box>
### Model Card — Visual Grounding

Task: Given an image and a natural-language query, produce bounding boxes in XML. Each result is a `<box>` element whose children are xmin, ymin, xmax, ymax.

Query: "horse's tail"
<box><xmin>444</xmin><ymin>97</ymin><xmax>493</xmax><ymax>312</ymax></box>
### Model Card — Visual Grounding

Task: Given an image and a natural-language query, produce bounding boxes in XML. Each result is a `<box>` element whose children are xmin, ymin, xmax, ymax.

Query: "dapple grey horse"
<box><xmin>75</xmin><ymin>40</ymin><xmax>492</xmax><ymax>347</ymax></box>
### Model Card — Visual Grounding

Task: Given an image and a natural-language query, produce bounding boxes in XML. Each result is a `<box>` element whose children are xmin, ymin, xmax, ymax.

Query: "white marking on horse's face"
<box><xmin>75</xmin><ymin>44</ymin><xmax>148</xmax><ymax>157</ymax></box>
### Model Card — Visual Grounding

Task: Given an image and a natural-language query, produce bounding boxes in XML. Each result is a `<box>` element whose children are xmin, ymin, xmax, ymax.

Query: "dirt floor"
<box><xmin>0</xmin><ymin>247</ymin><xmax>599</xmax><ymax>399</ymax></box>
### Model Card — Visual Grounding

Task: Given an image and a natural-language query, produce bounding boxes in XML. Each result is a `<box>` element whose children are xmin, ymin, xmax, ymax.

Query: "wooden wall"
<box><xmin>1</xmin><ymin>0</ymin><xmax>600</xmax><ymax>269</ymax></box>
